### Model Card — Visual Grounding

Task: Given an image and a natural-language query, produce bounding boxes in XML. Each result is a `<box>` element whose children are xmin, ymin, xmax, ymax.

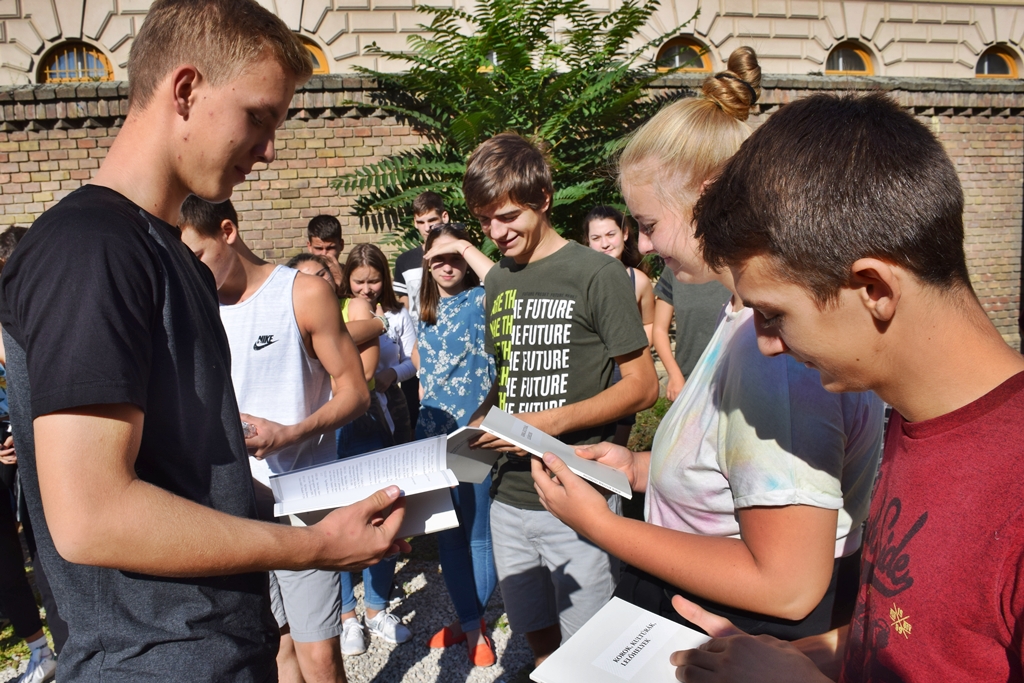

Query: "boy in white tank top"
<box><xmin>181</xmin><ymin>197</ymin><xmax>369</xmax><ymax>683</ymax></box>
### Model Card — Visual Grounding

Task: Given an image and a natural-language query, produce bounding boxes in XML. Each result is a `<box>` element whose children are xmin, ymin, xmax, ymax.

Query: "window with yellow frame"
<box><xmin>825</xmin><ymin>43</ymin><xmax>874</xmax><ymax>76</ymax></box>
<box><xmin>300</xmin><ymin>38</ymin><xmax>330</xmax><ymax>76</ymax></box>
<box><xmin>39</xmin><ymin>42</ymin><xmax>113</xmax><ymax>83</ymax></box>
<box><xmin>656</xmin><ymin>37</ymin><xmax>711</xmax><ymax>73</ymax></box>
<box><xmin>976</xmin><ymin>47</ymin><xmax>1018</xmax><ymax>79</ymax></box>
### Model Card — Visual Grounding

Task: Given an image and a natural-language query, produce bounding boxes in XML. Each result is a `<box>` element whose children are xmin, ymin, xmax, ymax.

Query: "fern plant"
<box><xmin>332</xmin><ymin>0</ymin><xmax>696</xmax><ymax>247</ymax></box>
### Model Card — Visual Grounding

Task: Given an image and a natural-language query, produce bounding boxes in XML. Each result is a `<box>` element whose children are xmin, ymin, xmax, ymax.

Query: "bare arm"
<box><xmin>243</xmin><ymin>275</ymin><xmax>370</xmax><ymax>458</ymax></box>
<box><xmin>345</xmin><ymin>317</ymin><xmax>386</xmax><ymax>346</ymax></box>
<box><xmin>653</xmin><ymin>298</ymin><xmax>684</xmax><ymax>401</ymax></box>
<box><xmin>533</xmin><ymin>454</ymin><xmax>838</xmax><ymax>620</ymax></box>
<box><xmin>345</xmin><ymin>297</ymin><xmax>380</xmax><ymax>384</ymax></box>
<box><xmin>635</xmin><ymin>270</ymin><xmax>655</xmax><ymax>346</ymax></box>
<box><xmin>424</xmin><ymin>239</ymin><xmax>495</xmax><ymax>282</ymax></box>
<box><xmin>36</xmin><ymin>403</ymin><xmax>407</xmax><ymax>576</ymax></box>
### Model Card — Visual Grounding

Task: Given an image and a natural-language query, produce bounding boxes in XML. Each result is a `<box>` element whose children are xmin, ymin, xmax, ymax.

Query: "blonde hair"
<box><xmin>128</xmin><ymin>0</ymin><xmax>313</xmax><ymax>112</ymax></box>
<box><xmin>619</xmin><ymin>47</ymin><xmax>761</xmax><ymax>194</ymax></box>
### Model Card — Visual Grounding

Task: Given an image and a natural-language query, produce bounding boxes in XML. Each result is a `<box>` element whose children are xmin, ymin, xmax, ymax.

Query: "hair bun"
<box><xmin>701</xmin><ymin>46</ymin><xmax>762</xmax><ymax>122</ymax></box>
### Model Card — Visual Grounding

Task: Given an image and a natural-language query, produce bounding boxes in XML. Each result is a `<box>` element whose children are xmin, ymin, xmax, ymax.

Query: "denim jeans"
<box><xmin>340</xmin><ymin>557</ymin><xmax>398</xmax><ymax>613</ymax></box>
<box><xmin>338</xmin><ymin>396</ymin><xmax>397</xmax><ymax>613</ymax></box>
<box><xmin>437</xmin><ymin>476</ymin><xmax>497</xmax><ymax>633</ymax></box>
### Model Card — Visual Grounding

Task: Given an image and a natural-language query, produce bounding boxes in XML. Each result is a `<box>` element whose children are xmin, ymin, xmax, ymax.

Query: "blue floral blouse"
<box><xmin>415</xmin><ymin>287</ymin><xmax>495</xmax><ymax>438</ymax></box>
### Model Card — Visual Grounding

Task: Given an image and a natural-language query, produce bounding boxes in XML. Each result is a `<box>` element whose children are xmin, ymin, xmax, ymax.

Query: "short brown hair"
<box><xmin>412</xmin><ymin>192</ymin><xmax>446</xmax><ymax>218</ymax></box>
<box><xmin>695</xmin><ymin>92</ymin><xmax>969</xmax><ymax>305</ymax></box>
<box><xmin>180</xmin><ymin>195</ymin><xmax>238</xmax><ymax>238</ymax></box>
<box><xmin>128</xmin><ymin>0</ymin><xmax>313</xmax><ymax>111</ymax></box>
<box><xmin>463</xmin><ymin>133</ymin><xmax>553</xmax><ymax>217</ymax></box>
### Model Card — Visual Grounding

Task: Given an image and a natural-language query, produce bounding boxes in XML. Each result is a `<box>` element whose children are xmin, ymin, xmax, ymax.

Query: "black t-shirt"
<box><xmin>393</xmin><ymin>245</ymin><xmax>424</xmax><ymax>325</ymax></box>
<box><xmin>0</xmin><ymin>186</ymin><xmax>278</xmax><ymax>682</ymax></box>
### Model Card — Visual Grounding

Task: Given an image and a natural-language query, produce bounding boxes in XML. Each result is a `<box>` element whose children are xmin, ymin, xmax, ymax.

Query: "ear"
<box><xmin>171</xmin><ymin>66</ymin><xmax>201</xmax><ymax>119</ymax></box>
<box><xmin>441</xmin><ymin>211</ymin><xmax>450</xmax><ymax>223</ymax></box>
<box><xmin>539</xmin><ymin>191</ymin><xmax>552</xmax><ymax>215</ymax></box>
<box><xmin>221</xmin><ymin>219</ymin><xmax>240</xmax><ymax>245</ymax></box>
<box><xmin>849</xmin><ymin>258</ymin><xmax>901</xmax><ymax>323</ymax></box>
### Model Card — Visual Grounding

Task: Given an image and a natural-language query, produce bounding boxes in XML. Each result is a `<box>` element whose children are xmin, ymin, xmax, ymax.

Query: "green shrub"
<box><xmin>332</xmin><ymin>0</ymin><xmax>697</xmax><ymax>249</ymax></box>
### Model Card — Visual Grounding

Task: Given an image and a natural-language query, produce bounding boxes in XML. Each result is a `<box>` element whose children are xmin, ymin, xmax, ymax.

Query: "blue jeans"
<box><xmin>437</xmin><ymin>476</ymin><xmax>497</xmax><ymax>633</ymax></box>
<box><xmin>340</xmin><ymin>557</ymin><xmax>398</xmax><ymax>613</ymax></box>
<box><xmin>338</xmin><ymin>398</ymin><xmax>397</xmax><ymax>613</ymax></box>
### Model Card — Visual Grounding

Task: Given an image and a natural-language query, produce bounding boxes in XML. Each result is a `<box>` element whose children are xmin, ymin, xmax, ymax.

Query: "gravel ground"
<box><xmin>0</xmin><ymin>535</ymin><xmax>535</xmax><ymax>683</ymax></box>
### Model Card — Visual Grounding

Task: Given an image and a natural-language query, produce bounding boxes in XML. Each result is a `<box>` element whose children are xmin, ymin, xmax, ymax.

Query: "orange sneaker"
<box><xmin>427</xmin><ymin>618</ymin><xmax>487</xmax><ymax>648</ymax></box>
<box><xmin>468</xmin><ymin>635</ymin><xmax>496</xmax><ymax>667</ymax></box>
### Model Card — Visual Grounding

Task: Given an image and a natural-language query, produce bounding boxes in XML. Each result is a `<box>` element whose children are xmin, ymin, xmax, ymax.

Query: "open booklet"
<box><xmin>453</xmin><ymin>406</ymin><xmax>632</xmax><ymax>499</ymax></box>
<box><xmin>270</xmin><ymin>435</ymin><xmax>460</xmax><ymax>538</ymax></box>
<box><xmin>531</xmin><ymin>598</ymin><xmax>710</xmax><ymax>683</ymax></box>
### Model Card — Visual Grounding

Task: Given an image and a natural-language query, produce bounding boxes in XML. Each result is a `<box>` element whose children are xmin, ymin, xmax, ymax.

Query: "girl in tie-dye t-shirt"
<box><xmin>530</xmin><ymin>46</ymin><xmax>883</xmax><ymax>642</ymax></box>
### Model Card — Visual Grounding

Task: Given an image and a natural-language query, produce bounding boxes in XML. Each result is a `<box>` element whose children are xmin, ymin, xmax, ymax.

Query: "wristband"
<box><xmin>375</xmin><ymin>314</ymin><xmax>390</xmax><ymax>335</ymax></box>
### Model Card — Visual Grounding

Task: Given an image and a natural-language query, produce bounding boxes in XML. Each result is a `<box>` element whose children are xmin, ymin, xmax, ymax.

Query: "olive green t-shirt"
<box><xmin>484</xmin><ymin>241</ymin><xmax>649</xmax><ymax>510</ymax></box>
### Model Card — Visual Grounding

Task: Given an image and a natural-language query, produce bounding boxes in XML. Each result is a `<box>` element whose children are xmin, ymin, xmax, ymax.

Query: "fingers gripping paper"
<box><xmin>479</xmin><ymin>407</ymin><xmax>632</xmax><ymax>499</ymax></box>
<box><xmin>531</xmin><ymin>598</ymin><xmax>710</xmax><ymax>683</ymax></box>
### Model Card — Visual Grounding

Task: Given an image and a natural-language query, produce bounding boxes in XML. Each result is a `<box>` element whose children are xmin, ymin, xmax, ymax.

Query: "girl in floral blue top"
<box><xmin>415</xmin><ymin>224</ymin><xmax>498</xmax><ymax>667</ymax></box>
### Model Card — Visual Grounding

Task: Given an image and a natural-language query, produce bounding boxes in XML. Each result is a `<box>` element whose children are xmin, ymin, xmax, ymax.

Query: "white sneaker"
<box><xmin>366</xmin><ymin>611</ymin><xmax>411</xmax><ymax>644</ymax></box>
<box><xmin>340</xmin><ymin>618</ymin><xmax>367</xmax><ymax>656</ymax></box>
<box><xmin>17</xmin><ymin>647</ymin><xmax>56</xmax><ymax>683</ymax></box>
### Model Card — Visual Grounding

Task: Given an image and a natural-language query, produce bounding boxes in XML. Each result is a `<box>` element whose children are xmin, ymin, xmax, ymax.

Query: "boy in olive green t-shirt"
<box><xmin>462</xmin><ymin>133</ymin><xmax>658</xmax><ymax>666</ymax></box>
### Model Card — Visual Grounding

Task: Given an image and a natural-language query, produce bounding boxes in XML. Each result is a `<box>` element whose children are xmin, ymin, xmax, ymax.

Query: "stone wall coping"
<box><xmin>1</xmin><ymin>73</ymin><xmax>1022</xmax><ymax>104</ymax></box>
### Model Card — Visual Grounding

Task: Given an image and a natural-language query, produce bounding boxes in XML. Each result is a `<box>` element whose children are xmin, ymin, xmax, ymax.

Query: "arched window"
<box><xmin>300</xmin><ymin>37</ymin><xmax>330</xmax><ymax>76</ymax></box>
<box><xmin>656</xmin><ymin>37</ymin><xmax>711</xmax><ymax>73</ymax></box>
<box><xmin>976</xmin><ymin>47</ymin><xmax>1018</xmax><ymax>78</ymax></box>
<box><xmin>38</xmin><ymin>42</ymin><xmax>113</xmax><ymax>83</ymax></box>
<box><xmin>825</xmin><ymin>42</ymin><xmax>873</xmax><ymax>75</ymax></box>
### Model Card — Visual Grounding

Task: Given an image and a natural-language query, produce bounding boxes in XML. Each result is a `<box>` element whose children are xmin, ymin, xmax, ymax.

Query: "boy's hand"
<box><xmin>240</xmin><ymin>413</ymin><xmax>297</xmax><ymax>459</ymax></box>
<box><xmin>574</xmin><ymin>442</ymin><xmax>642</xmax><ymax>490</ymax></box>
<box><xmin>669</xmin><ymin>596</ymin><xmax>830</xmax><ymax>683</ymax></box>
<box><xmin>531</xmin><ymin>452</ymin><xmax>613</xmax><ymax>536</ymax></box>
<box><xmin>312</xmin><ymin>486</ymin><xmax>411</xmax><ymax>572</ymax></box>
<box><xmin>0</xmin><ymin>436</ymin><xmax>15</xmax><ymax>465</ymax></box>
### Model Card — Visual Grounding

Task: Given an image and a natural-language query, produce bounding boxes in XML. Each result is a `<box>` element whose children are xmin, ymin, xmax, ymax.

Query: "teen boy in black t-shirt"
<box><xmin>0</xmin><ymin>2</ymin><xmax>407</xmax><ymax>681</ymax></box>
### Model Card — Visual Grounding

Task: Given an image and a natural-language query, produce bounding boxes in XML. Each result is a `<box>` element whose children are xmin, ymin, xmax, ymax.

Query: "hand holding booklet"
<box><xmin>462</xmin><ymin>406</ymin><xmax>632</xmax><ymax>499</ymax></box>
<box><xmin>270</xmin><ymin>435</ymin><xmax>460</xmax><ymax>538</ymax></box>
<box><xmin>531</xmin><ymin>598</ymin><xmax>710</xmax><ymax>683</ymax></box>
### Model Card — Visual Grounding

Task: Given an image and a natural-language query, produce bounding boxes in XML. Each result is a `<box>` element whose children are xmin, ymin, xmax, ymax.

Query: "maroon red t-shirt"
<box><xmin>841</xmin><ymin>372</ymin><xmax>1024</xmax><ymax>682</ymax></box>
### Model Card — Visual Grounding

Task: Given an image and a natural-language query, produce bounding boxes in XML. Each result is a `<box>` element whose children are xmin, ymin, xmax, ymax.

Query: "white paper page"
<box><xmin>531</xmin><ymin>598</ymin><xmax>710</xmax><ymax>683</ymax></box>
<box><xmin>270</xmin><ymin>436</ymin><xmax>448</xmax><ymax>514</ymax></box>
<box><xmin>285</xmin><ymin>486</ymin><xmax>459</xmax><ymax>537</ymax></box>
<box><xmin>480</xmin><ymin>407</ymin><xmax>632</xmax><ymax>499</ymax></box>
<box><xmin>446</xmin><ymin>426</ymin><xmax>500</xmax><ymax>484</ymax></box>
<box><xmin>274</xmin><ymin>468</ymin><xmax>457</xmax><ymax>517</ymax></box>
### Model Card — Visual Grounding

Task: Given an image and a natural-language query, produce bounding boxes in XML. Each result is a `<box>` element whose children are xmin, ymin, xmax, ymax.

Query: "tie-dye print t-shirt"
<box><xmin>646</xmin><ymin>304</ymin><xmax>883</xmax><ymax>558</ymax></box>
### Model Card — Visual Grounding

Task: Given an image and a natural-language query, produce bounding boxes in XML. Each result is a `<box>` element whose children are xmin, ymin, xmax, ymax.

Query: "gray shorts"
<box><xmin>490</xmin><ymin>497</ymin><xmax>621</xmax><ymax>639</ymax></box>
<box><xmin>268</xmin><ymin>568</ymin><xmax>342</xmax><ymax>643</ymax></box>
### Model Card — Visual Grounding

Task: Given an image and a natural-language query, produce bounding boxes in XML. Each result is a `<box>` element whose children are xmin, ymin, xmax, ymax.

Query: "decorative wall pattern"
<box><xmin>0</xmin><ymin>0</ymin><xmax>1022</xmax><ymax>84</ymax></box>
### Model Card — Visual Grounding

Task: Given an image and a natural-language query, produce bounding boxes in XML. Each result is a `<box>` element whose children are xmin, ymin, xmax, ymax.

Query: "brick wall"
<box><xmin>0</xmin><ymin>75</ymin><xmax>1022</xmax><ymax>345</ymax></box>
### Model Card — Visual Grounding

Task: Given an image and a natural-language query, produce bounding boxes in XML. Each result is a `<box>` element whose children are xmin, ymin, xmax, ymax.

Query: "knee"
<box><xmin>296</xmin><ymin>639</ymin><xmax>343</xmax><ymax>679</ymax></box>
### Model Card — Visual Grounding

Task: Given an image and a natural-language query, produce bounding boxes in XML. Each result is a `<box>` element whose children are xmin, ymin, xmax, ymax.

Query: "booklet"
<box><xmin>531</xmin><ymin>598</ymin><xmax>710</xmax><ymax>683</ymax></box>
<box><xmin>477</xmin><ymin>407</ymin><xmax>633</xmax><ymax>499</ymax></box>
<box><xmin>444</xmin><ymin>425</ymin><xmax>498</xmax><ymax>484</ymax></box>
<box><xmin>270</xmin><ymin>435</ymin><xmax>460</xmax><ymax>537</ymax></box>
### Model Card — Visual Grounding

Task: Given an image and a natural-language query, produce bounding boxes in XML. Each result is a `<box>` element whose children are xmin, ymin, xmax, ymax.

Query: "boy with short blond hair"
<box><xmin>0</xmin><ymin>1</ymin><xmax>406</xmax><ymax>680</ymax></box>
<box><xmin>465</xmin><ymin>132</ymin><xmax>658</xmax><ymax>665</ymax></box>
<box><xmin>671</xmin><ymin>92</ymin><xmax>1024</xmax><ymax>683</ymax></box>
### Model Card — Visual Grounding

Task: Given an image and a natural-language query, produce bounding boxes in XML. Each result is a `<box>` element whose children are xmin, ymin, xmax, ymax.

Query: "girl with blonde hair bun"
<box><xmin>531</xmin><ymin>47</ymin><xmax>884</xmax><ymax>640</ymax></box>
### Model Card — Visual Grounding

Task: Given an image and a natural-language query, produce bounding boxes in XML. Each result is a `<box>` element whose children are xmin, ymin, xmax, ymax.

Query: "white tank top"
<box><xmin>219</xmin><ymin>265</ymin><xmax>335</xmax><ymax>486</ymax></box>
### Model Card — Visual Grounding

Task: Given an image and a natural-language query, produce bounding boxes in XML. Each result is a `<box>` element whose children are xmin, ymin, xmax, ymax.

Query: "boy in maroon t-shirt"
<box><xmin>666</xmin><ymin>93</ymin><xmax>1024</xmax><ymax>682</ymax></box>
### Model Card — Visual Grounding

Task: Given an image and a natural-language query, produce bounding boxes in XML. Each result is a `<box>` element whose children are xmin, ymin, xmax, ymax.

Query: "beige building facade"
<box><xmin>0</xmin><ymin>0</ymin><xmax>1021</xmax><ymax>84</ymax></box>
